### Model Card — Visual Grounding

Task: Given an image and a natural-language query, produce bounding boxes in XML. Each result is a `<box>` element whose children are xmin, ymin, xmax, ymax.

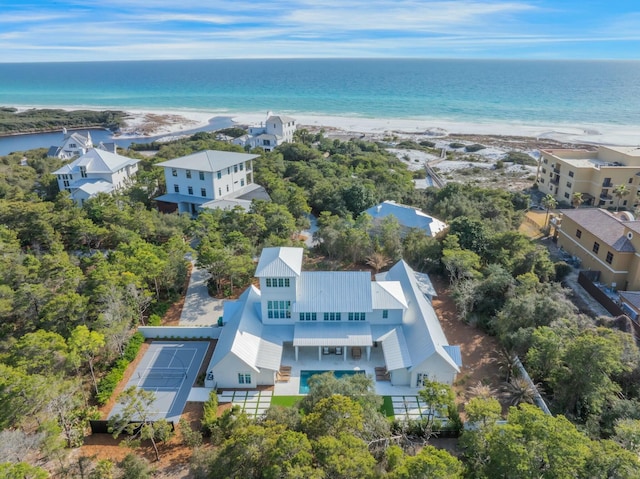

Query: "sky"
<box><xmin>1</xmin><ymin>1</ymin><xmax>639</xmax><ymax>62</ymax></box>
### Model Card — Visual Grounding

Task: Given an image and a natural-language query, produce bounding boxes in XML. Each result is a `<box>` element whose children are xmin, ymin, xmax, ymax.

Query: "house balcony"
<box><xmin>550</xmin><ymin>177</ymin><xmax>560</xmax><ymax>186</ymax></box>
<box><xmin>602</xmin><ymin>181</ymin><xmax>613</xmax><ymax>187</ymax></box>
<box><xmin>600</xmin><ymin>194</ymin><xmax>613</xmax><ymax>200</ymax></box>
<box><xmin>553</xmin><ymin>168</ymin><xmax>560</xmax><ymax>174</ymax></box>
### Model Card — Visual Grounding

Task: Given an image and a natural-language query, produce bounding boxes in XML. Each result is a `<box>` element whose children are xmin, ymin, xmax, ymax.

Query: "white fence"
<box><xmin>138</xmin><ymin>325</ymin><xmax>221</xmax><ymax>339</ymax></box>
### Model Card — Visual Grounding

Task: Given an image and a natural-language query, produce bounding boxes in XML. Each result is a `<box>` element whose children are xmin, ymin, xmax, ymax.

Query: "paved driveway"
<box><xmin>179</xmin><ymin>262</ymin><xmax>224</xmax><ymax>326</ymax></box>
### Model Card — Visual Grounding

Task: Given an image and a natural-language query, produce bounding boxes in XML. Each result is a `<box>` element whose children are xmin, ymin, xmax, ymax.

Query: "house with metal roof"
<box><xmin>154</xmin><ymin>150</ymin><xmax>269</xmax><ymax>215</ymax></box>
<box><xmin>233</xmin><ymin>113</ymin><xmax>297</xmax><ymax>152</ymax></box>
<box><xmin>52</xmin><ymin>148</ymin><xmax>139</xmax><ymax>206</ymax></box>
<box><xmin>363</xmin><ymin>200</ymin><xmax>448</xmax><ymax>237</ymax></box>
<box><xmin>206</xmin><ymin>247</ymin><xmax>460</xmax><ymax>390</ymax></box>
<box><xmin>47</xmin><ymin>130</ymin><xmax>94</xmax><ymax>159</ymax></box>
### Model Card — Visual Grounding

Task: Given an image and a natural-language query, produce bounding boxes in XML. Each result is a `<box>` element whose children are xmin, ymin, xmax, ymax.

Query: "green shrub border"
<box><xmin>96</xmin><ymin>332</ymin><xmax>145</xmax><ymax>405</ymax></box>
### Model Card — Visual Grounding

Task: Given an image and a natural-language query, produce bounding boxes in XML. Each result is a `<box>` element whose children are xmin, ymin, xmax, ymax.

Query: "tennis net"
<box><xmin>137</xmin><ymin>369</ymin><xmax>187</xmax><ymax>380</ymax></box>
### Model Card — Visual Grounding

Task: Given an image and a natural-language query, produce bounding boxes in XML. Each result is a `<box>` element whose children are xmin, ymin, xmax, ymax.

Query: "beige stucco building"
<box><xmin>538</xmin><ymin>146</ymin><xmax>640</xmax><ymax>208</ymax></box>
<box><xmin>557</xmin><ymin>208</ymin><xmax>640</xmax><ymax>291</ymax></box>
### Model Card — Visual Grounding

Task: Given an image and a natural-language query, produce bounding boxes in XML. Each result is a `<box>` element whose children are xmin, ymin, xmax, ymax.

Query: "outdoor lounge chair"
<box><xmin>335</xmin><ymin>347</ymin><xmax>343</xmax><ymax>355</ymax></box>
<box><xmin>352</xmin><ymin>347</ymin><xmax>361</xmax><ymax>359</ymax></box>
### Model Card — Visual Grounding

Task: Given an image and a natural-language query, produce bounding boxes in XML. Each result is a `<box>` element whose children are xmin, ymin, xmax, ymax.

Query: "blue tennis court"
<box><xmin>109</xmin><ymin>341</ymin><xmax>209</xmax><ymax>422</ymax></box>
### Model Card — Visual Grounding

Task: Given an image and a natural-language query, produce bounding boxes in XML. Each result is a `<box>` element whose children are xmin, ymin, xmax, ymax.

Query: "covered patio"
<box><xmin>273</xmin><ymin>342</ymin><xmax>420</xmax><ymax>396</ymax></box>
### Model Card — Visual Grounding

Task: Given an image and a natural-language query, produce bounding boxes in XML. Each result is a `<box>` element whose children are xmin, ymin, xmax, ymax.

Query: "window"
<box><xmin>629</xmin><ymin>178</ymin><xmax>633</xmax><ymax>184</ymax></box>
<box><xmin>239</xmin><ymin>163</ymin><xmax>244</xmax><ymax>171</ymax></box>
<box><xmin>188</xmin><ymin>186</ymin><xmax>193</xmax><ymax>195</ymax></box>
<box><xmin>217</xmin><ymin>171</ymin><xmax>221</xmax><ymax>179</ymax></box>
<box><xmin>593</xmin><ymin>242</ymin><xmax>600</xmax><ymax>254</ymax></box>
<box><xmin>606</xmin><ymin>252</ymin><xmax>614</xmax><ymax>264</ymax></box>
<box><xmin>201</xmin><ymin>188</ymin><xmax>207</xmax><ymax>197</ymax></box>
<box><xmin>227</xmin><ymin>168</ymin><xmax>230</xmax><ymax>174</ymax></box>
<box><xmin>348</xmin><ymin>312</ymin><xmax>366</xmax><ymax>321</ymax></box>
<box><xmin>174</xmin><ymin>184</ymin><xmax>179</xmax><ymax>193</ymax></box>
<box><xmin>234</xmin><ymin>165</ymin><xmax>238</xmax><ymax>173</ymax></box>
<box><xmin>299</xmin><ymin>312</ymin><xmax>317</xmax><ymax>321</ymax></box>
<box><xmin>238</xmin><ymin>373</ymin><xmax>251</xmax><ymax>384</ymax></box>
<box><xmin>566</xmin><ymin>181</ymin><xmax>572</xmax><ymax>188</ymax></box>
<box><xmin>543</xmin><ymin>158</ymin><xmax>548</xmax><ymax>164</ymax></box>
<box><xmin>263</xmin><ymin>139</ymin><xmax>271</xmax><ymax>146</ymax></box>
<box><xmin>541</xmin><ymin>168</ymin><xmax>546</xmax><ymax>174</ymax></box>
<box><xmin>172</xmin><ymin>168</ymin><xmax>177</xmax><ymax>177</ymax></box>
<box><xmin>576</xmin><ymin>229</ymin><xmax>582</xmax><ymax>238</ymax></box>
<box><xmin>241</xmin><ymin>179</ymin><xmax>245</xmax><ymax>187</ymax></box>
<box><xmin>540</xmin><ymin>178</ymin><xmax>545</xmax><ymax>184</ymax></box>
<box><xmin>266</xmin><ymin>278</ymin><xmax>290</xmax><ymax>287</ymax></box>
<box><xmin>63</xmin><ymin>180</ymin><xmax>70</xmax><ymax>187</ymax></box>
<box><xmin>564</xmin><ymin>192</ymin><xmax>570</xmax><ymax>199</ymax></box>
<box><xmin>218</xmin><ymin>188</ymin><xmax>222</xmax><ymax>196</ymax></box>
<box><xmin>323</xmin><ymin>312</ymin><xmax>341</xmax><ymax>321</ymax></box>
<box><xmin>245</xmin><ymin>161</ymin><xmax>251</xmax><ymax>170</ymax></box>
<box><xmin>267</xmin><ymin>300</ymin><xmax>291</xmax><ymax>319</ymax></box>
<box><xmin>80</xmin><ymin>166</ymin><xmax>87</xmax><ymax>178</ymax></box>
<box><xmin>199</xmin><ymin>171</ymin><xmax>205</xmax><ymax>180</ymax></box>
<box><xmin>382</xmin><ymin>309</ymin><xmax>389</xmax><ymax>319</ymax></box>
<box><xmin>186</xmin><ymin>170</ymin><xmax>192</xmax><ymax>179</ymax></box>
<box><xmin>569</xmin><ymin>171</ymin><xmax>574</xmax><ymax>177</ymax></box>
<box><xmin>226</xmin><ymin>185</ymin><xmax>229</xmax><ymax>192</ymax></box>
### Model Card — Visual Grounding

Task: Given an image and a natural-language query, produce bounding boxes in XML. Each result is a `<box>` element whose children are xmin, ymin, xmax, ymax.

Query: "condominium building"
<box><xmin>537</xmin><ymin>146</ymin><xmax>640</xmax><ymax>208</ymax></box>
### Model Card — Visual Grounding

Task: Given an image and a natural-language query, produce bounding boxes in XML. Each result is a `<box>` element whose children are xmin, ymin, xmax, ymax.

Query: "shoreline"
<box><xmin>6</xmin><ymin>105</ymin><xmax>640</xmax><ymax>147</ymax></box>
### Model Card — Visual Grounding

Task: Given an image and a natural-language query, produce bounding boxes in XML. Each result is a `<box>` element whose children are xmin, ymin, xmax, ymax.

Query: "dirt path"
<box><xmin>430</xmin><ymin>275</ymin><xmax>506</xmax><ymax>409</ymax></box>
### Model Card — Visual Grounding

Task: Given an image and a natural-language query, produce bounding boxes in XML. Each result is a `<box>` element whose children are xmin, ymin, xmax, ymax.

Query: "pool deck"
<box><xmin>273</xmin><ymin>345</ymin><xmax>422</xmax><ymax>396</ymax></box>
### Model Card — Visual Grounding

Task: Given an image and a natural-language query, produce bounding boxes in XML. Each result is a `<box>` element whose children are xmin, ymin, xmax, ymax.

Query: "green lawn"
<box><xmin>380</xmin><ymin>396</ymin><xmax>395</xmax><ymax>418</ymax></box>
<box><xmin>270</xmin><ymin>396</ymin><xmax>303</xmax><ymax>407</ymax></box>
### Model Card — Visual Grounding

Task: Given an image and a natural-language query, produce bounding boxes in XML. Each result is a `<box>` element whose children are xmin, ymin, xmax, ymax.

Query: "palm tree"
<box><xmin>571</xmin><ymin>192</ymin><xmax>584</xmax><ymax>209</ymax></box>
<box><xmin>541</xmin><ymin>193</ymin><xmax>558</xmax><ymax>231</ymax></box>
<box><xmin>504</xmin><ymin>376</ymin><xmax>540</xmax><ymax>406</ymax></box>
<box><xmin>365</xmin><ymin>251</ymin><xmax>391</xmax><ymax>274</ymax></box>
<box><xmin>613</xmin><ymin>184</ymin><xmax>631</xmax><ymax>212</ymax></box>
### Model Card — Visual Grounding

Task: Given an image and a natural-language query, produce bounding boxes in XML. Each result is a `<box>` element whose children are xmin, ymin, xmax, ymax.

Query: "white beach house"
<box><xmin>154</xmin><ymin>150</ymin><xmax>269</xmax><ymax>215</ymax></box>
<box><xmin>53</xmin><ymin>148</ymin><xmax>139</xmax><ymax>205</ymax></box>
<box><xmin>206</xmin><ymin>247</ymin><xmax>461</xmax><ymax>391</ymax></box>
<box><xmin>364</xmin><ymin>200</ymin><xmax>448</xmax><ymax>237</ymax></box>
<box><xmin>47</xmin><ymin>130</ymin><xmax>94</xmax><ymax>159</ymax></box>
<box><xmin>233</xmin><ymin>114</ymin><xmax>297</xmax><ymax>152</ymax></box>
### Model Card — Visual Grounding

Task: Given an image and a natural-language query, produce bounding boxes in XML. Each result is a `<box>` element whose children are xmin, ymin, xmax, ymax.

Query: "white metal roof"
<box><xmin>74</xmin><ymin>180</ymin><xmax>114</xmax><ymax>196</ymax></box>
<box><xmin>372</xmin><ymin>281</ymin><xmax>408</xmax><ymax>310</ymax></box>
<box><xmin>378</xmin><ymin>260</ymin><xmax>460</xmax><ymax>373</ymax></box>
<box><xmin>156</xmin><ymin>150</ymin><xmax>259</xmax><ymax>172</ymax></box>
<box><xmin>413</xmin><ymin>271</ymin><xmax>438</xmax><ymax>298</ymax></box>
<box><xmin>255</xmin><ymin>247</ymin><xmax>303</xmax><ymax>277</ymax></box>
<box><xmin>293</xmin><ymin>271</ymin><xmax>373</xmax><ymax>312</ymax></box>
<box><xmin>364</xmin><ymin>200</ymin><xmax>447</xmax><ymax>236</ymax></box>
<box><xmin>53</xmin><ymin>148</ymin><xmax>138</xmax><ymax>175</ymax></box>
<box><xmin>379</xmin><ymin>328</ymin><xmax>412</xmax><ymax>370</ymax></box>
<box><xmin>293</xmin><ymin>322</ymin><xmax>372</xmax><ymax>347</ymax></box>
<box><xmin>209</xmin><ymin>286</ymin><xmax>283</xmax><ymax>373</ymax></box>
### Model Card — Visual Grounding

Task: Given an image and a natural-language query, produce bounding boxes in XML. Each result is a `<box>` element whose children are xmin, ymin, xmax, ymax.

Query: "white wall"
<box><xmin>164</xmin><ymin>162</ymin><xmax>252</xmax><ymax>201</ymax></box>
<box><xmin>368</xmin><ymin>308</ymin><xmax>403</xmax><ymax>325</ymax></box>
<box><xmin>211</xmin><ymin>355</ymin><xmax>275</xmax><ymax>388</ymax></box>
<box><xmin>411</xmin><ymin>354</ymin><xmax>458</xmax><ymax>386</ymax></box>
<box><xmin>390</xmin><ymin>368</ymin><xmax>410</xmax><ymax>387</ymax></box>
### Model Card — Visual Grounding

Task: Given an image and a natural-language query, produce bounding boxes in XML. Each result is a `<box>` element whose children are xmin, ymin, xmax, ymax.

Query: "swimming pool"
<box><xmin>299</xmin><ymin>370</ymin><xmax>366</xmax><ymax>394</ymax></box>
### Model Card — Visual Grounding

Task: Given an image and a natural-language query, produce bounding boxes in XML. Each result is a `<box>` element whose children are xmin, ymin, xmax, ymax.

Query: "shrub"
<box><xmin>495</xmin><ymin>160</ymin><xmax>504</xmax><ymax>169</ymax></box>
<box><xmin>96</xmin><ymin>333</ymin><xmax>145</xmax><ymax>405</ymax></box>
<box><xmin>419</xmin><ymin>140</ymin><xmax>436</xmax><ymax>148</ymax></box>
<box><xmin>123</xmin><ymin>332</ymin><xmax>145</xmax><ymax>362</ymax></box>
<box><xmin>201</xmin><ymin>391</ymin><xmax>219</xmax><ymax>435</ymax></box>
<box><xmin>554</xmin><ymin>261</ymin><xmax>573</xmax><ymax>282</ymax></box>
<box><xmin>504</xmin><ymin>151</ymin><xmax>537</xmax><ymax>166</ymax></box>
<box><xmin>465</xmin><ymin>143</ymin><xmax>486</xmax><ymax>152</ymax></box>
<box><xmin>449</xmin><ymin>142</ymin><xmax>465</xmax><ymax>149</ymax></box>
<box><xmin>147</xmin><ymin>314</ymin><xmax>162</xmax><ymax>326</ymax></box>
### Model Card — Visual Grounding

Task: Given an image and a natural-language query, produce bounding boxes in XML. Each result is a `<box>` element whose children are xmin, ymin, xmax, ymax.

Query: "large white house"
<box><xmin>154</xmin><ymin>150</ymin><xmax>269</xmax><ymax>215</ymax></box>
<box><xmin>48</xmin><ymin>130</ymin><xmax>94</xmax><ymax>159</ymax></box>
<box><xmin>233</xmin><ymin>114</ymin><xmax>297</xmax><ymax>152</ymax></box>
<box><xmin>364</xmin><ymin>200</ymin><xmax>448</xmax><ymax>237</ymax></box>
<box><xmin>206</xmin><ymin>247</ymin><xmax>461</xmax><ymax>390</ymax></box>
<box><xmin>53</xmin><ymin>148</ymin><xmax>139</xmax><ymax>205</ymax></box>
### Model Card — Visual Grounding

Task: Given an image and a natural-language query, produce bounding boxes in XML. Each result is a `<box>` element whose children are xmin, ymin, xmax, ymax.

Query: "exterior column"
<box><xmin>344</xmin><ymin>348</ymin><xmax>346</xmax><ymax>362</ymax></box>
<box><xmin>367</xmin><ymin>346</ymin><xmax>371</xmax><ymax>361</ymax></box>
<box><xmin>318</xmin><ymin>346</ymin><xmax>321</xmax><ymax>361</ymax></box>
<box><xmin>295</xmin><ymin>346</ymin><xmax>299</xmax><ymax>361</ymax></box>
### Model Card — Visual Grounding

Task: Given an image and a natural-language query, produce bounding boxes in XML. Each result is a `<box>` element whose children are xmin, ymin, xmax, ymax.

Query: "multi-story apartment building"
<box><xmin>557</xmin><ymin>208</ymin><xmax>640</xmax><ymax>291</ymax></box>
<box><xmin>537</xmin><ymin>146</ymin><xmax>640</xmax><ymax>208</ymax></box>
<box><xmin>155</xmin><ymin>150</ymin><xmax>264</xmax><ymax>215</ymax></box>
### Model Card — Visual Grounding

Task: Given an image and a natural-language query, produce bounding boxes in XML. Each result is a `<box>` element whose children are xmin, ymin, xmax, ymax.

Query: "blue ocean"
<box><xmin>0</xmin><ymin>59</ymin><xmax>639</xmax><ymax>155</ymax></box>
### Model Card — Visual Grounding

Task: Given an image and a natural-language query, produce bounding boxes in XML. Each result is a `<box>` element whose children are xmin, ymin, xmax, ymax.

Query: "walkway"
<box><xmin>179</xmin><ymin>262</ymin><xmax>224</xmax><ymax>326</ymax></box>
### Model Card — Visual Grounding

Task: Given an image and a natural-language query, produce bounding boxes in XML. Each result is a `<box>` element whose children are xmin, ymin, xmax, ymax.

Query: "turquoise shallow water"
<box><xmin>1</xmin><ymin>59</ymin><xmax>639</xmax><ymax>126</ymax></box>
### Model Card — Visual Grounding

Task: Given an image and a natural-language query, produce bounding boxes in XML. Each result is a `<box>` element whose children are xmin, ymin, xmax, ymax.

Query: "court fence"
<box><xmin>138</xmin><ymin>325</ymin><xmax>221</xmax><ymax>339</ymax></box>
<box><xmin>90</xmin><ymin>420</ymin><xmax>175</xmax><ymax>434</ymax></box>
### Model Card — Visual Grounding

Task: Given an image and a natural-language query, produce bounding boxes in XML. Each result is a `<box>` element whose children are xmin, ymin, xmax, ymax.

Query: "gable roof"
<box><xmin>378</xmin><ymin>260</ymin><xmax>460</xmax><ymax>373</ymax></box>
<box><xmin>364</xmin><ymin>201</ymin><xmax>447</xmax><ymax>236</ymax></box>
<box><xmin>561</xmin><ymin>208</ymin><xmax>635</xmax><ymax>253</ymax></box>
<box><xmin>372</xmin><ymin>281</ymin><xmax>408</xmax><ymax>310</ymax></box>
<box><xmin>294</xmin><ymin>271</ymin><xmax>373</xmax><ymax>313</ymax></box>
<box><xmin>53</xmin><ymin>148</ymin><xmax>138</xmax><ymax>175</ymax></box>
<box><xmin>267</xmin><ymin>115</ymin><xmax>296</xmax><ymax>124</ymax></box>
<box><xmin>209</xmin><ymin>286</ymin><xmax>283</xmax><ymax>372</ymax></box>
<box><xmin>255</xmin><ymin>247</ymin><xmax>303</xmax><ymax>278</ymax></box>
<box><xmin>156</xmin><ymin>150</ymin><xmax>259</xmax><ymax>172</ymax></box>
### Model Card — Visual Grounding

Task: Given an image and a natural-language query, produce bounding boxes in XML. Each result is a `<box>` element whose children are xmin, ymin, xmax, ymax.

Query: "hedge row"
<box><xmin>96</xmin><ymin>332</ymin><xmax>145</xmax><ymax>405</ymax></box>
